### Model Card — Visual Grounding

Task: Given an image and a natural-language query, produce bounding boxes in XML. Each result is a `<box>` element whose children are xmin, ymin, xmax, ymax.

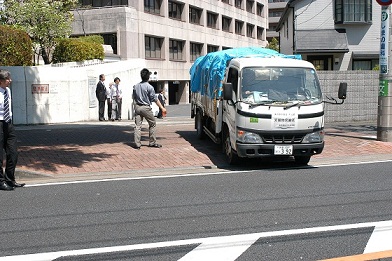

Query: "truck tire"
<box><xmin>294</xmin><ymin>156</ymin><xmax>311</xmax><ymax>165</ymax></box>
<box><xmin>195</xmin><ymin>111</ymin><xmax>206</xmax><ymax>140</ymax></box>
<box><xmin>223</xmin><ymin>126</ymin><xmax>239</xmax><ymax>165</ymax></box>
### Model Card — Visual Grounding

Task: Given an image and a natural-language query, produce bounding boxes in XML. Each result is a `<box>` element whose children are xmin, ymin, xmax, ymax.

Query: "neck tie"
<box><xmin>4</xmin><ymin>91</ymin><xmax>11</xmax><ymax>123</ymax></box>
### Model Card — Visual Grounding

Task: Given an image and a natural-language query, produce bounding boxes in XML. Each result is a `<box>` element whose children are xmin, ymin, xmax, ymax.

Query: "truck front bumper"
<box><xmin>236</xmin><ymin>142</ymin><xmax>324</xmax><ymax>158</ymax></box>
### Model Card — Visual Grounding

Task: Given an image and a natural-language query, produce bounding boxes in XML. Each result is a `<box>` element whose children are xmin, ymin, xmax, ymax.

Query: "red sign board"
<box><xmin>32</xmin><ymin>84</ymin><xmax>49</xmax><ymax>94</ymax></box>
<box><xmin>377</xmin><ymin>0</ymin><xmax>392</xmax><ymax>6</ymax></box>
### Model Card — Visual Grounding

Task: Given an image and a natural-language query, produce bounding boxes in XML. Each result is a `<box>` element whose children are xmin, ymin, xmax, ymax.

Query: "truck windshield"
<box><xmin>241</xmin><ymin>67</ymin><xmax>322</xmax><ymax>104</ymax></box>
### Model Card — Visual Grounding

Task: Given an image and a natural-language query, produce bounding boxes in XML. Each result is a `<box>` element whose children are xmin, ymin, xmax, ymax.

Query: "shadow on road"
<box><xmin>176</xmin><ymin>130</ymin><xmax>314</xmax><ymax>172</ymax></box>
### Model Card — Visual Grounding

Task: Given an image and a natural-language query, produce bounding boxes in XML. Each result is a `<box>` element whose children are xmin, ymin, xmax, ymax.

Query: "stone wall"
<box><xmin>318</xmin><ymin>70</ymin><xmax>379</xmax><ymax>124</ymax></box>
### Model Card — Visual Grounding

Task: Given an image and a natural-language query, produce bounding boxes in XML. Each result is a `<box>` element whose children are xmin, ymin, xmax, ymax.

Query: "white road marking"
<box><xmin>178</xmin><ymin>234</ymin><xmax>260</xmax><ymax>261</ymax></box>
<box><xmin>0</xmin><ymin>220</ymin><xmax>391</xmax><ymax>260</ymax></box>
<box><xmin>364</xmin><ymin>222</ymin><xmax>392</xmax><ymax>253</ymax></box>
<box><xmin>24</xmin><ymin>159</ymin><xmax>392</xmax><ymax>188</ymax></box>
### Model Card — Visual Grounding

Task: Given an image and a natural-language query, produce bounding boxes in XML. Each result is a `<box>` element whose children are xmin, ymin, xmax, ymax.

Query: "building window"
<box><xmin>246</xmin><ymin>23</ymin><xmax>254</xmax><ymax>38</ymax></box>
<box><xmin>308</xmin><ymin>56</ymin><xmax>332</xmax><ymax>70</ymax></box>
<box><xmin>235</xmin><ymin>0</ymin><xmax>242</xmax><ymax>9</ymax></box>
<box><xmin>207</xmin><ymin>12</ymin><xmax>218</xmax><ymax>29</ymax></box>
<box><xmin>189</xmin><ymin>6</ymin><xmax>202</xmax><ymax>25</ymax></box>
<box><xmin>207</xmin><ymin>45</ymin><xmax>219</xmax><ymax>53</ymax></box>
<box><xmin>246</xmin><ymin>0</ymin><xmax>254</xmax><ymax>13</ymax></box>
<box><xmin>169</xmin><ymin>39</ymin><xmax>185</xmax><ymax>61</ymax></box>
<box><xmin>235</xmin><ymin>20</ymin><xmax>244</xmax><ymax>35</ymax></box>
<box><xmin>190</xmin><ymin>42</ymin><xmax>203</xmax><ymax>61</ymax></box>
<box><xmin>257</xmin><ymin>26</ymin><xmax>264</xmax><ymax>40</ymax></box>
<box><xmin>353</xmin><ymin>60</ymin><xmax>378</xmax><ymax>70</ymax></box>
<box><xmin>222</xmin><ymin>16</ymin><xmax>232</xmax><ymax>32</ymax></box>
<box><xmin>169</xmin><ymin>1</ymin><xmax>183</xmax><ymax>20</ymax></box>
<box><xmin>145</xmin><ymin>0</ymin><xmax>162</xmax><ymax>15</ymax></box>
<box><xmin>102</xmin><ymin>33</ymin><xmax>118</xmax><ymax>54</ymax></box>
<box><xmin>222</xmin><ymin>0</ymin><xmax>230</xmax><ymax>4</ymax></box>
<box><xmin>222</xmin><ymin>46</ymin><xmax>232</xmax><ymax>50</ymax></box>
<box><xmin>335</xmin><ymin>0</ymin><xmax>372</xmax><ymax>24</ymax></box>
<box><xmin>268</xmin><ymin>24</ymin><xmax>277</xmax><ymax>32</ymax></box>
<box><xmin>256</xmin><ymin>3</ymin><xmax>264</xmax><ymax>16</ymax></box>
<box><xmin>145</xmin><ymin>36</ymin><xmax>163</xmax><ymax>59</ymax></box>
<box><xmin>79</xmin><ymin>0</ymin><xmax>128</xmax><ymax>6</ymax></box>
<box><xmin>269</xmin><ymin>11</ymin><xmax>283</xmax><ymax>17</ymax></box>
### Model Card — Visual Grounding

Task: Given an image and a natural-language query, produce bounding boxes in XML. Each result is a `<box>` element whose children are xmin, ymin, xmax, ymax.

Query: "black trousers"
<box><xmin>98</xmin><ymin>100</ymin><xmax>105</xmax><ymax>120</ymax></box>
<box><xmin>106</xmin><ymin>98</ymin><xmax>112</xmax><ymax>119</ymax></box>
<box><xmin>0</xmin><ymin>121</ymin><xmax>18</xmax><ymax>182</ymax></box>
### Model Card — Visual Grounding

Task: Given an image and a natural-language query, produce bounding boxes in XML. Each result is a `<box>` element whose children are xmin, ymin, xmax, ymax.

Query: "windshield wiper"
<box><xmin>284</xmin><ymin>101</ymin><xmax>303</xmax><ymax>110</ymax></box>
<box><xmin>248</xmin><ymin>101</ymin><xmax>276</xmax><ymax>108</ymax></box>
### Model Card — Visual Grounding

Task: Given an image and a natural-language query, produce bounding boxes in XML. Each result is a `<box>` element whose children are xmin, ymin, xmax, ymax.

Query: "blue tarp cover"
<box><xmin>189</xmin><ymin>47</ymin><xmax>301</xmax><ymax>98</ymax></box>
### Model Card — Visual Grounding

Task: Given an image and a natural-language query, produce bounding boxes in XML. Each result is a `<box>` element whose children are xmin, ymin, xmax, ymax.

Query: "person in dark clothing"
<box><xmin>157</xmin><ymin>88</ymin><xmax>166</xmax><ymax>119</ymax></box>
<box><xmin>0</xmin><ymin>69</ymin><xmax>25</xmax><ymax>191</ymax></box>
<box><xmin>96</xmin><ymin>74</ymin><xmax>106</xmax><ymax>121</ymax></box>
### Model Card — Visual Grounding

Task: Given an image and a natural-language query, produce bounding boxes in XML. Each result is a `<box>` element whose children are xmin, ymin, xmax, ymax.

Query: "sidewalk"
<box><xmin>14</xmin><ymin>107</ymin><xmax>392</xmax><ymax>183</ymax></box>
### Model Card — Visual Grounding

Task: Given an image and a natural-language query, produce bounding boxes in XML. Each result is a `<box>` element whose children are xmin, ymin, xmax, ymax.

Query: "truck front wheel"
<box><xmin>294</xmin><ymin>156</ymin><xmax>311</xmax><ymax>165</ymax></box>
<box><xmin>195</xmin><ymin>111</ymin><xmax>205</xmax><ymax>140</ymax></box>
<box><xmin>223</xmin><ymin>126</ymin><xmax>239</xmax><ymax>165</ymax></box>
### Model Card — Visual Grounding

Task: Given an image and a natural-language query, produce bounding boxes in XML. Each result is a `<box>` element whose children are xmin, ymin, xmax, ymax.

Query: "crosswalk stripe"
<box><xmin>364</xmin><ymin>222</ymin><xmax>392</xmax><ymax>253</ymax></box>
<box><xmin>178</xmin><ymin>234</ymin><xmax>260</xmax><ymax>261</ymax></box>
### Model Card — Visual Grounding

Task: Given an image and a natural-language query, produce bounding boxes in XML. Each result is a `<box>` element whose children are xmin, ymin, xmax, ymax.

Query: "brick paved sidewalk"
<box><xmin>14</xmin><ymin>118</ymin><xmax>392</xmax><ymax>182</ymax></box>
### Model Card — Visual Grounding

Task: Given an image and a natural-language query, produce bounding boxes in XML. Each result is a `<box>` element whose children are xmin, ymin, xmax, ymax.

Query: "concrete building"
<box><xmin>72</xmin><ymin>0</ymin><xmax>268</xmax><ymax>104</ymax></box>
<box><xmin>276</xmin><ymin>0</ymin><xmax>380</xmax><ymax>71</ymax></box>
<box><xmin>267</xmin><ymin>0</ymin><xmax>289</xmax><ymax>42</ymax></box>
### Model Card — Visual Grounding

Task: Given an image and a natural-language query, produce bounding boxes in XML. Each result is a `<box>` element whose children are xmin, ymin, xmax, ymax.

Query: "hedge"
<box><xmin>52</xmin><ymin>36</ymin><xmax>104</xmax><ymax>63</ymax></box>
<box><xmin>0</xmin><ymin>25</ymin><xmax>33</xmax><ymax>66</ymax></box>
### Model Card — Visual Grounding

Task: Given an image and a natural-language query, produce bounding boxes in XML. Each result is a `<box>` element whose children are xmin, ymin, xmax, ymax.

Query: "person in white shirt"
<box><xmin>110</xmin><ymin>77</ymin><xmax>122</xmax><ymax>121</ymax></box>
<box><xmin>106</xmin><ymin>82</ymin><xmax>112</xmax><ymax>121</ymax></box>
<box><xmin>0</xmin><ymin>69</ymin><xmax>25</xmax><ymax>190</ymax></box>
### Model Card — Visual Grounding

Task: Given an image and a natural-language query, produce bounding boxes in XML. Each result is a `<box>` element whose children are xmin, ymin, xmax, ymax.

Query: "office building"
<box><xmin>72</xmin><ymin>0</ymin><xmax>268</xmax><ymax>104</ymax></box>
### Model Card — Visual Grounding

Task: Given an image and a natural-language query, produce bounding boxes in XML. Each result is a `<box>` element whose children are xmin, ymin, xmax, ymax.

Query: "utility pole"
<box><xmin>378</xmin><ymin>2</ymin><xmax>392</xmax><ymax>141</ymax></box>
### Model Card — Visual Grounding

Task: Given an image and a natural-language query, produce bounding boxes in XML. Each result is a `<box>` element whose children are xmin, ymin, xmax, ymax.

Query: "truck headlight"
<box><xmin>237</xmin><ymin>130</ymin><xmax>263</xmax><ymax>143</ymax></box>
<box><xmin>303</xmin><ymin>130</ymin><xmax>324</xmax><ymax>143</ymax></box>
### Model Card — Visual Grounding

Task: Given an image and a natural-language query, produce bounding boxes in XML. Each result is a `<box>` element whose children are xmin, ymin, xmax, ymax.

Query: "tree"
<box><xmin>0</xmin><ymin>25</ymin><xmax>33</xmax><ymax>66</ymax></box>
<box><xmin>267</xmin><ymin>37</ymin><xmax>279</xmax><ymax>52</ymax></box>
<box><xmin>0</xmin><ymin>0</ymin><xmax>78</xmax><ymax>64</ymax></box>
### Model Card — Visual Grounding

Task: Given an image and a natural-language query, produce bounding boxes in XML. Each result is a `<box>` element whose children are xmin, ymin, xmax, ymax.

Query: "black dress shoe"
<box><xmin>0</xmin><ymin>181</ymin><xmax>14</xmax><ymax>191</ymax></box>
<box><xmin>9</xmin><ymin>182</ymin><xmax>25</xmax><ymax>188</ymax></box>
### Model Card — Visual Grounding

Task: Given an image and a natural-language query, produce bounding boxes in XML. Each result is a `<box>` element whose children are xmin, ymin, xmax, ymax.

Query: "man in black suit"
<box><xmin>0</xmin><ymin>69</ymin><xmax>25</xmax><ymax>191</ymax></box>
<box><xmin>96</xmin><ymin>74</ymin><xmax>106</xmax><ymax>121</ymax></box>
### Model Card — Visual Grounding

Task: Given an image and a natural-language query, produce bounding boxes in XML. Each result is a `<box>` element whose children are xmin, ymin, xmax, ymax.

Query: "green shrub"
<box><xmin>78</xmin><ymin>35</ymin><xmax>104</xmax><ymax>45</ymax></box>
<box><xmin>0</xmin><ymin>25</ymin><xmax>33</xmax><ymax>66</ymax></box>
<box><xmin>52</xmin><ymin>37</ymin><xmax>104</xmax><ymax>63</ymax></box>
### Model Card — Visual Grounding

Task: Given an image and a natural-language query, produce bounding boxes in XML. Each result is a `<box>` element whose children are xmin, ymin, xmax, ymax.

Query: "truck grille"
<box><xmin>262</xmin><ymin>134</ymin><xmax>304</xmax><ymax>144</ymax></box>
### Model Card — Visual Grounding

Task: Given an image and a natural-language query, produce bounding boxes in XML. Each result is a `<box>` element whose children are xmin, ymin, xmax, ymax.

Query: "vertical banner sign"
<box><xmin>88</xmin><ymin>77</ymin><xmax>98</xmax><ymax>108</ymax></box>
<box><xmin>380</xmin><ymin>6</ymin><xmax>389</xmax><ymax>75</ymax></box>
<box><xmin>379</xmin><ymin>6</ymin><xmax>390</xmax><ymax>97</ymax></box>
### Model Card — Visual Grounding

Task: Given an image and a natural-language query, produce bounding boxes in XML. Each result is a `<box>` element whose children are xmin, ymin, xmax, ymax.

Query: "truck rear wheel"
<box><xmin>223</xmin><ymin>126</ymin><xmax>239</xmax><ymax>165</ymax></box>
<box><xmin>195</xmin><ymin>111</ymin><xmax>205</xmax><ymax>140</ymax></box>
<box><xmin>294</xmin><ymin>156</ymin><xmax>311</xmax><ymax>165</ymax></box>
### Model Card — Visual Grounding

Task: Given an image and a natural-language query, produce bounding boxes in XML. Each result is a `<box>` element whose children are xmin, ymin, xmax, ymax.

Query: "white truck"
<box><xmin>190</xmin><ymin>47</ymin><xmax>346</xmax><ymax>165</ymax></box>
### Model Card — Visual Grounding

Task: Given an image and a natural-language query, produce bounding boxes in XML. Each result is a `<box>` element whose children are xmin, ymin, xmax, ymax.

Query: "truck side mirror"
<box><xmin>338</xmin><ymin>82</ymin><xmax>347</xmax><ymax>100</ymax></box>
<box><xmin>223</xmin><ymin>83</ymin><xmax>233</xmax><ymax>100</ymax></box>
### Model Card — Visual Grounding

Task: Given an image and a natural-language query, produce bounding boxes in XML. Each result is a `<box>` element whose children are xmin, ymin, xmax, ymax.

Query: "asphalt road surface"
<box><xmin>1</xmin><ymin>161</ymin><xmax>392</xmax><ymax>260</ymax></box>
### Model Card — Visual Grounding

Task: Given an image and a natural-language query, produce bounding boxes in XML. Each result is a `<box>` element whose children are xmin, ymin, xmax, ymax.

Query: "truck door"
<box><xmin>224</xmin><ymin>67</ymin><xmax>239</xmax><ymax>142</ymax></box>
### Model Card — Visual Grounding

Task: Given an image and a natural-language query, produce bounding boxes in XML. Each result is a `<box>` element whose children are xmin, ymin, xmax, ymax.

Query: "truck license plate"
<box><xmin>274</xmin><ymin>145</ymin><xmax>293</xmax><ymax>155</ymax></box>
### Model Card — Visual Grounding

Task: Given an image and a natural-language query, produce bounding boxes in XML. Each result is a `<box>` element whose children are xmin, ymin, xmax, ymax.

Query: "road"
<box><xmin>1</xmin><ymin>161</ymin><xmax>392</xmax><ymax>260</ymax></box>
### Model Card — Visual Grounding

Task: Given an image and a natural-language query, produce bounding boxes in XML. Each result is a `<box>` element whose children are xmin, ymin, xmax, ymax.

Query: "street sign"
<box><xmin>377</xmin><ymin>0</ymin><xmax>392</xmax><ymax>6</ymax></box>
<box><xmin>379</xmin><ymin>6</ymin><xmax>389</xmax><ymax>74</ymax></box>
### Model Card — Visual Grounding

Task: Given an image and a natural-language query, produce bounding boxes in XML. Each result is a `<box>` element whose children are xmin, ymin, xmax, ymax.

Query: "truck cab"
<box><xmin>221</xmin><ymin>57</ymin><xmax>325</xmax><ymax>165</ymax></box>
